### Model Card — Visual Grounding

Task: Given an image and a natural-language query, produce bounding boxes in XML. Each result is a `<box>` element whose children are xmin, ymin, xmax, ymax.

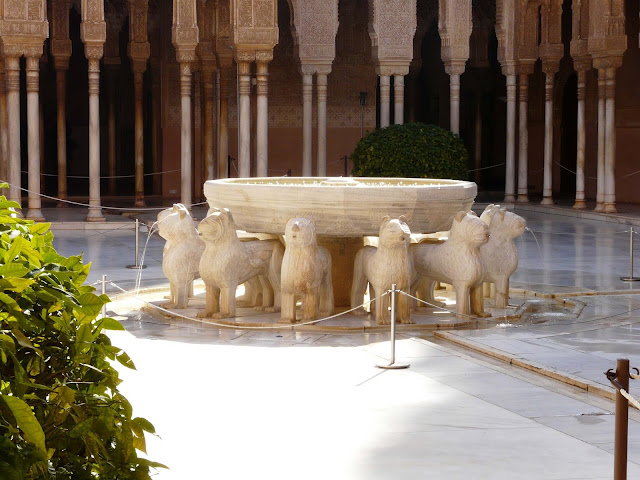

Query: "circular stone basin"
<box><xmin>204</xmin><ymin>177</ymin><xmax>477</xmax><ymax>237</ymax></box>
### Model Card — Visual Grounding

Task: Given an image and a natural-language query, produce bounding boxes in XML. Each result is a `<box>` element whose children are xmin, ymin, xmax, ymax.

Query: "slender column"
<box><xmin>574</xmin><ymin>68</ymin><xmax>587</xmax><ymax>209</ymax></box>
<box><xmin>151</xmin><ymin>69</ymin><xmax>161</xmax><ymax>194</ymax></box>
<box><xmin>474</xmin><ymin>96</ymin><xmax>482</xmax><ymax>184</ymax></box>
<box><xmin>394</xmin><ymin>74</ymin><xmax>404</xmax><ymax>125</ymax></box>
<box><xmin>237</xmin><ymin>60</ymin><xmax>252</xmax><ymax>178</ymax></box>
<box><xmin>133</xmin><ymin>71</ymin><xmax>145</xmax><ymax>206</ymax></box>
<box><xmin>541</xmin><ymin>70</ymin><xmax>555</xmax><ymax>205</ymax></box>
<box><xmin>449</xmin><ymin>74</ymin><xmax>461</xmax><ymax>134</ymax></box>
<box><xmin>202</xmin><ymin>69</ymin><xmax>215</xmax><ymax>181</ymax></box>
<box><xmin>6</xmin><ymin>56</ymin><xmax>21</xmax><ymax>205</ymax></box>
<box><xmin>55</xmin><ymin>69</ymin><xmax>69</xmax><ymax>205</ymax></box>
<box><xmin>302</xmin><ymin>72</ymin><xmax>313</xmax><ymax>176</ymax></box>
<box><xmin>179</xmin><ymin>62</ymin><xmax>193</xmax><ymax>207</ymax></box>
<box><xmin>379</xmin><ymin>75</ymin><xmax>390</xmax><ymax>128</ymax></box>
<box><xmin>107</xmin><ymin>69</ymin><xmax>117</xmax><ymax>194</ymax></box>
<box><xmin>316</xmin><ymin>73</ymin><xmax>328</xmax><ymax>177</ymax></box>
<box><xmin>256</xmin><ymin>54</ymin><xmax>271</xmax><ymax>178</ymax></box>
<box><xmin>25</xmin><ymin>57</ymin><xmax>44</xmax><ymax>221</ymax></box>
<box><xmin>86</xmin><ymin>57</ymin><xmax>104</xmax><ymax>221</ymax></box>
<box><xmin>0</xmin><ymin>60</ymin><xmax>8</xmax><ymax>183</ymax></box>
<box><xmin>504</xmin><ymin>74</ymin><xmax>516</xmax><ymax>203</ymax></box>
<box><xmin>603</xmin><ymin>67</ymin><xmax>617</xmax><ymax>213</ymax></box>
<box><xmin>595</xmin><ymin>70</ymin><xmax>605</xmax><ymax>211</ymax></box>
<box><xmin>217</xmin><ymin>67</ymin><xmax>229</xmax><ymax>179</ymax></box>
<box><xmin>517</xmin><ymin>73</ymin><xmax>529</xmax><ymax>203</ymax></box>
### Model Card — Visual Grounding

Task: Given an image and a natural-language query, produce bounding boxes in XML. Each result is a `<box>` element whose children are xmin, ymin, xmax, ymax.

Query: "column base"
<box><xmin>86</xmin><ymin>208</ymin><xmax>106</xmax><ymax>222</ymax></box>
<box><xmin>26</xmin><ymin>210</ymin><xmax>45</xmax><ymax>222</ymax></box>
<box><xmin>594</xmin><ymin>203</ymin><xmax>605</xmax><ymax>212</ymax></box>
<box><xmin>503</xmin><ymin>194</ymin><xmax>516</xmax><ymax>203</ymax></box>
<box><xmin>56</xmin><ymin>201</ymin><xmax>69</xmax><ymax>208</ymax></box>
<box><xmin>540</xmin><ymin>197</ymin><xmax>555</xmax><ymax>206</ymax></box>
<box><xmin>516</xmin><ymin>194</ymin><xmax>529</xmax><ymax>204</ymax></box>
<box><xmin>603</xmin><ymin>203</ymin><xmax>617</xmax><ymax>214</ymax></box>
<box><xmin>573</xmin><ymin>199</ymin><xmax>587</xmax><ymax>210</ymax></box>
<box><xmin>134</xmin><ymin>199</ymin><xmax>147</xmax><ymax>208</ymax></box>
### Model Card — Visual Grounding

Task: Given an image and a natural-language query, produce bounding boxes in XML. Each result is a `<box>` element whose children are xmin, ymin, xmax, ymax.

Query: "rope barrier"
<box><xmin>397</xmin><ymin>290</ymin><xmax>483</xmax><ymax>319</ymax></box>
<box><xmin>468</xmin><ymin>162</ymin><xmax>506</xmax><ymax>173</ymax></box>
<box><xmin>525</xmin><ymin>228</ymin><xmax>630</xmax><ymax>237</ymax></box>
<box><xmin>552</xmin><ymin>161</ymin><xmax>598</xmax><ymax>180</ymax></box>
<box><xmin>23</xmin><ymin>169</ymin><xmax>182</xmax><ymax>179</ymax></box>
<box><xmin>4</xmin><ymin>182</ymin><xmax>208</xmax><ymax>211</ymax></box>
<box><xmin>109</xmin><ymin>280</ymin><xmax>390</xmax><ymax>330</ymax></box>
<box><xmin>619</xmin><ymin>388</ymin><xmax>640</xmax><ymax>410</ymax></box>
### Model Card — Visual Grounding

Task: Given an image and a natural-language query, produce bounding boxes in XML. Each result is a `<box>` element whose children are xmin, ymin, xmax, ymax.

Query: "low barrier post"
<box><xmin>101</xmin><ymin>274</ymin><xmax>107</xmax><ymax>317</ymax></box>
<box><xmin>376</xmin><ymin>284</ymin><xmax>409</xmax><ymax>370</ymax></box>
<box><xmin>614</xmin><ymin>358</ymin><xmax>630</xmax><ymax>480</ymax></box>
<box><xmin>621</xmin><ymin>227</ymin><xmax>640</xmax><ymax>281</ymax></box>
<box><xmin>126</xmin><ymin>219</ymin><xmax>147</xmax><ymax>270</ymax></box>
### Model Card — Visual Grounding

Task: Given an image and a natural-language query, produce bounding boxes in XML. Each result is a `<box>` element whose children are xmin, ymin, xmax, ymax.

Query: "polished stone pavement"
<box><xmin>47</xmin><ymin>205</ymin><xmax>640</xmax><ymax>479</ymax></box>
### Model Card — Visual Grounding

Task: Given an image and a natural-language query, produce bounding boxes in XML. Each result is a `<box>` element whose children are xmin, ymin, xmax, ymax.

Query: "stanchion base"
<box><xmin>126</xmin><ymin>265</ymin><xmax>147</xmax><ymax>270</ymax></box>
<box><xmin>620</xmin><ymin>276</ymin><xmax>640</xmax><ymax>282</ymax></box>
<box><xmin>376</xmin><ymin>363</ymin><xmax>410</xmax><ymax>370</ymax></box>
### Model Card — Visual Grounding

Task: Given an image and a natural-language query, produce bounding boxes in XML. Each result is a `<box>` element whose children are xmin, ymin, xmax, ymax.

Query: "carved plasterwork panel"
<box><xmin>197</xmin><ymin>0</ymin><xmax>216</xmax><ymax>64</ymax></box>
<box><xmin>173</xmin><ymin>0</ymin><xmax>199</xmax><ymax>59</ymax></box>
<box><xmin>438</xmin><ymin>0</ymin><xmax>471</xmax><ymax>63</ymax></box>
<box><xmin>368</xmin><ymin>0</ymin><xmax>416</xmax><ymax>68</ymax></box>
<box><xmin>51</xmin><ymin>0</ymin><xmax>72</xmax><ymax>62</ymax></box>
<box><xmin>0</xmin><ymin>0</ymin><xmax>49</xmax><ymax>46</ymax></box>
<box><xmin>231</xmin><ymin>0</ymin><xmax>278</xmax><ymax>49</ymax></box>
<box><xmin>588</xmin><ymin>0</ymin><xmax>626</xmax><ymax>61</ymax></box>
<box><xmin>129</xmin><ymin>0</ymin><xmax>150</xmax><ymax>66</ymax></box>
<box><xmin>289</xmin><ymin>0</ymin><xmax>339</xmax><ymax>65</ymax></box>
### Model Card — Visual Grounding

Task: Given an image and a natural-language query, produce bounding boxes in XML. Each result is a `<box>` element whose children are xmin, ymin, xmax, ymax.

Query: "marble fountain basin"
<box><xmin>203</xmin><ymin>177</ymin><xmax>477</xmax><ymax>236</ymax></box>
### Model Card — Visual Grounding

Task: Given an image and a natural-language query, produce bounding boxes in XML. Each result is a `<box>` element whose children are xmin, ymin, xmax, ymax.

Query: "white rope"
<box><xmin>22</xmin><ymin>168</ymin><xmax>181</xmax><ymax>179</ymax></box>
<box><xmin>525</xmin><ymin>228</ymin><xmax>630</xmax><ymax>237</ymax></box>
<box><xmin>397</xmin><ymin>290</ymin><xmax>482</xmax><ymax>319</ymax></box>
<box><xmin>631</xmin><ymin>373</ymin><xmax>640</xmax><ymax>380</ymax></box>
<box><xmin>109</xmin><ymin>280</ymin><xmax>390</xmax><ymax>330</ymax></box>
<box><xmin>468</xmin><ymin>162</ymin><xmax>505</xmax><ymax>173</ymax></box>
<box><xmin>4</xmin><ymin>182</ymin><xmax>208</xmax><ymax>211</ymax></box>
<box><xmin>620</xmin><ymin>388</ymin><xmax>640</xmax><ymax>410</ymax></box>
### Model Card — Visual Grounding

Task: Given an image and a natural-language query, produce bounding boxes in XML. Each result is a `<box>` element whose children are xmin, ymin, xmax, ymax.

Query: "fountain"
<box><xmin>204</xmin><ymin>177</ymin><xmax>477</xmax><ymax>305</ymax></box>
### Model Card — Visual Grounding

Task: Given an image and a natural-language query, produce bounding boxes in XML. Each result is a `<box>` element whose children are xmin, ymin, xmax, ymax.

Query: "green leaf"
<box><xmin>133</xmin><ymin>417</ymin><xmax>156</xmax><ymax>434</ymax></box>
<box><xmin>0</xmin><ymin>395</ymin><xmax>46</xmax><ymax>453</ymax></box>
<box><xmin>116</xmin><ymin>351</ymin><xmax>136</xmax><ymax>370</ymax></box>
<box><xmin>75</xmin><ymin>292</ymin><xmax>104</xmax><ymax>318</ymax></box>
<box><xmin>98</xmin><ymin>317</ymin><xmax>125</xmax><ymax>331</ymax></box>
<box><xmin>0</xmin><ymin>263</ymin><xmax>30</xmax><ymax>278</ymax></box>
<box><xmin>4</xmin><ymin>236</ymin><xmax>23</xmax><ymax>263</ymax></box>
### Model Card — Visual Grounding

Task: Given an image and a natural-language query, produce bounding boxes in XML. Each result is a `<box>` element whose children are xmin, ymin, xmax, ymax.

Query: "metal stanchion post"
<box><xmin>614</xmin><ymin>358</ymin><xmax>630</xmax><ymax>480</ymax></box>
<box><xmin>101</xmin><ymin>274</ymin><xmax>107</xmax><ymax>317</ymax></box>
<box><xmin>376</xmin><ymin>284</ymin><xmax>409</xmax><ymax>370</ymax></box>
<box><xmin>621</xmin><ymin>227</ymin><xmax>640</xmax><ymax>281</ymax></box>
<box><xmin>126</xmin><ymin>219</ymin><xmax>147</xmax><ymax>269</ymax></box>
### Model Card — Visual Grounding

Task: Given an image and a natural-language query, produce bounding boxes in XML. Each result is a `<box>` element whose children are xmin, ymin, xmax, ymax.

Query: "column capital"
<box><xmin>234</xmin><ymin>49</ymin><xmax>256</xmax><ymax>64</ymax></box>
<box><xmin>443</xmin><ymin>59</ymin><xmax>466</xmax><ymax>77</ymax></box>
<box><xmin>592</xmin><ymin>55</ymin><xmax>623</xmax><ymax>71</ymax></box>
<box><xmin>255</xmin><ymin>50</ymin><xmax>274</xmax><ymax>65</ymax></box>
<box><xmin>541</xmin><ymin>58</ymin><xmax>560</xmax><ymax>75</ymax></box>
<box><xmin>573</xmin><ymin>56</ymin><xmax>592</xmax><ymax>72</ymax></box>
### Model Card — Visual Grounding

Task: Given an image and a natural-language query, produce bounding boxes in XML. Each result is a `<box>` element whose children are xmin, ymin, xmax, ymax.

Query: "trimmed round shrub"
<box><xmin>351</xmin><ymin>123</ymin><xmax>468</xmax><ymax>180</ymax></box>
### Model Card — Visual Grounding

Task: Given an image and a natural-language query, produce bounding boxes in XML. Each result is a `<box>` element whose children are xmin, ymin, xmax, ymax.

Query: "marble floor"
<box><xmin>47</xmin><ymin>205</ymin><xmax>640</xmax><ymax>479</ymax></box>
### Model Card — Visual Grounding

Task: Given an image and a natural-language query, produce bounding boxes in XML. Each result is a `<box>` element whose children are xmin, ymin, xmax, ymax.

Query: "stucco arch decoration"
<box><xmin>288</xmin><ymin>0</ymin><xmax>339</xmax><ymax>67</ymax></box>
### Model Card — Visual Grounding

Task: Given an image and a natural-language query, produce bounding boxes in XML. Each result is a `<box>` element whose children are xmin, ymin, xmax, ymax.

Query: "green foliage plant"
<box><xmin>351</xmin><ymin>122</ymin><xmax>469</xmax><ymax>180</ymax></box>
<box><xmin>0</xmin><ymin>184</ymin><xmax>164</xmax><ymax>479</ymax></box>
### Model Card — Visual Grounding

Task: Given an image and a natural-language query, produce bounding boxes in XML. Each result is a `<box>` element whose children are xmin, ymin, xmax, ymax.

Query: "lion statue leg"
<box><xmin>197</xmin><ymin>285</ymin><xmax>220</xmax><ymax>318</ymax></box>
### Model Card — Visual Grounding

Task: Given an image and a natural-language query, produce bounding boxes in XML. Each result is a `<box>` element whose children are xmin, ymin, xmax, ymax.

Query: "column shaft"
<box><xmin>504</xmin><ymin>74</ymin><xmax>516</xmax><ymax>202</ymax></box>
<box><xmin>134</xmin><ymin>71</ymin><xmax>145</xmax><ymax>207</ymax></box>
<box><xmin>394</xmin><ymin>74</ymin><xmax>404</xmax><ymax>125</ymax></box>
<box><xmin>317</xmin><ymin>73</ymin><xmax>328</xmax><ymax>177</ymax></box>
<box><xmin>574</xmin><ymin>69</ymin><xmax>587</xmax><ymax>209</ymax></box>
<box><xmin>86</xmin><ymin>59</ymin><xmax>104</xmax><ymax>221</ymax></box>
<box><xmin>379</xmin><ymin>75</ymin><xmax>390</xmax><ymax>128</ymax></box>
<box><xmin>517</xmin><ymin>73</ymin><xmax>529</xmax><ymax>203</ymax></box>
<box><xmin>56</xmin><ymin>69</ymin><xmax>69</xmax><ymax>205</ymax></box>
<box><xmin>218</xmin><ymin>69</ymin><xmax>229</xmax><ymax>179</ymax></box>
<box><xmin>0</xmin><ymin>62</ymin><xmax>8</xmax><ymax>183</ymax></box>
<box><xmin>6</xmin><ymin>57</ymin><xmax>20</xmax><ymax>205</ymax></box>
<box><xmin>151</xmin><ymin>73</ymin><xmax>161</xmax><ymax>194</ymax></box>
<box><xmin>238</xmin><ymin>61</ymin><xmax>251</xmax><ymax>178</ymax></box>
<box><xmin>107</xmin><ymin>71</ymin><xmax>117</xmax><ymax>194</ymax></box>
<box><xmin>449</xmin><ymin>73</ymin><xmax>460</xmax><ymax>134</ymax></box>
<box><xmin>541</xmin><ymin>71</ymin><xmax>555</xmax><ymax>205</ymax></box>
<box><xmin>26</xmin><ymin>57</ymin><xmax>44</xmax><ymax>221</ymax></box>
<box><xmin>203</xmin><ymin>70</ymin><xmax>215</xmax><ymax>181</ymax></box>
<box><xmin>256</xmin><ymin>61</ymin><xmax>269</xmax><ymax>177</ymax></box>
<box><xmin>595</xmin><ymin>71</ymin><xmax>605</xmax><ymax>211</ymax></box>
<box><xmin>474</xmin><ymin>96</ymin><xmax>482</xmax><ymax>184</ymax></box>
<box><xmin>603</xmin><ymin>67</ymin><xmax>617</xmax><ymax>213</ymax></box>
<box><xmin>180</xmin><ymin>63</ymin><xmax>192</xmax><ymax>207</ymax></box>
<box><xmin>302</xmin><ymin>73</ymin><xmax>313</xmax><ymax>177</ymax></box>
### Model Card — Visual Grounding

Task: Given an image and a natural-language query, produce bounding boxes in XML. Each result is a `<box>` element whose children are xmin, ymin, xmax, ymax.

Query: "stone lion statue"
<box><xmin>411</xmin><ymin>210</ymin><xmax>490</xmax><ymax>318</ymax></box>
<box><xmin>351</xmin><ymin>216</ymin><xmax>414</xmax><ymax>325</ymax></box>
<box><xmin>280</xmin><ymin>218</ymin><xmax>334</xmax><ymax>324</ymax></box>
<box><xmin>157</xmin><ymin>203</ymin><xmax>204</xmax><ymax>309</ymax></box>
<box><xmin>479</xmin><ymin>204</ymin><xmax>526</xmax><ymax>308</ymax></box>
<box><xmin>197</xmin><ymin>208</ymin><xmax>284</xmax><ymax>319</ymax></box>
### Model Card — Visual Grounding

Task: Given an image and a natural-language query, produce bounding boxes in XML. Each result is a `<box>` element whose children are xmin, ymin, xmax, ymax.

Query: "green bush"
<box><xmin>0</xmin><ymin>184</ymin><xmax>164</xmax><ymax>479</ymax></box>
<box><xmin>351</xmin><ymin>123</ymin><xmax>468</xmax><ymax>179</ymax></box>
